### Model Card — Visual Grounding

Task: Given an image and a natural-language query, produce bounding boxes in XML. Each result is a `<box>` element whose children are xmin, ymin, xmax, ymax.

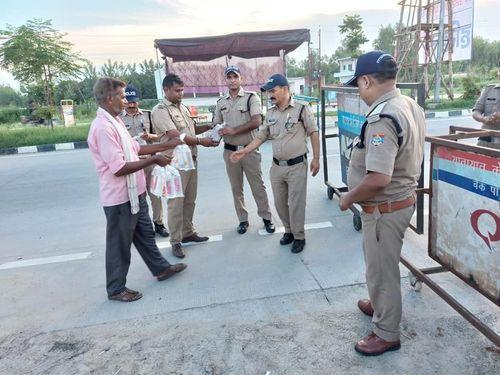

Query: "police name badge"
<box><xmin>370</xmin><ymin>133</ymin><xmax>385</xmax><ymax>146</ymax></box>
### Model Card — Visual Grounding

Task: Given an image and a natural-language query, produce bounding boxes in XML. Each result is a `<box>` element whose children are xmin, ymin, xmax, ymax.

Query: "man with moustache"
<box><xmin>87</xmin><ymin>77</ymin><xmax>187</xmax><ymax>303</ymax></box>
<box><xmin>212</xmin><ymin>66</ymin><xmax>275</xmax><ymax>235</ymax></box>
<box><xmin>340</xmin><ymin>51</ymin><xmax>425</xmax><ymax>355</ymax></box>
<box><xmin>231</xmin><ymin>74</ymin><xmax>320</xmax><ymax>254</ymax></box>
<box><xmin>151</xmin><ymin>73</ymin><xmax>218</xmax><ymax>259</ymax></box>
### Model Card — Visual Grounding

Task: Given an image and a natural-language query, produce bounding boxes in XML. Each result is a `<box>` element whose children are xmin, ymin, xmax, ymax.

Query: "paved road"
<box><xmin>0</xmin><ymin>115</ymin><xmax>498</xmax><ymax>374</ymax></box>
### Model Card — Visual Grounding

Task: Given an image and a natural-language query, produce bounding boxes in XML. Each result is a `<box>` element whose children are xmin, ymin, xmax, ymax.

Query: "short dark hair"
<box><xmin>93</xmin><ymin>77</ymin><xmax>126</xmax><ymax>105</ymax></box>
<box><xmin>370</xmin><ymin>57</ymin><xmax>398</xmax><ymax>84</ymax></box>
<box><xmin>162</xmin><ymin>74</ymin><xmax>184</xmax><ymax>89</ymax></box>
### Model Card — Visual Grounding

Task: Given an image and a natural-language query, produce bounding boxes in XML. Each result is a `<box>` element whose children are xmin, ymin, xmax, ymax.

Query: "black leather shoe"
<box><xmin>237</xmin><ymin>221</ymin><xmax>249</xmax><ymax>234</ymax></box>
<box><xmin>263</xmin><ymin>219</ymin><xmax>275</xmax><ymax>233</ymax></box>
<box><xmin>280</xmin><ymin>233</ymin><xmax>294</xmax><ymax>245</ymax></box>
<box><xmin>172</xmin><ymin>243</ymin><xmax>185</xmax><ymax>258</ymax></box>
<box><xmin>291</xmin><ymin>239</ymin><xmax>305</xmax><ymax>253</ymax></box>
<box><xmin>154</xmin><ymin>223</ymin><xmax>169</xmax><ymax>237</ymax></box>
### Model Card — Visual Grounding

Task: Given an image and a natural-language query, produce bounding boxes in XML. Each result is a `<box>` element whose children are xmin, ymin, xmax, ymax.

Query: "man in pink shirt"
<box><xmin>88</xmin><ymin>77</ymin><xmax>187</xmax><ymax>302</ymax></box>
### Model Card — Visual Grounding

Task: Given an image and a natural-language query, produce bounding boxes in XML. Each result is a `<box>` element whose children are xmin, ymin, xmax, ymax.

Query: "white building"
<box><xmin>287</xmin><ymin>77</ymin><xmax>306</xmax><ymax>95</ymax></box>
<box><xmin>334</xmin><ymin>57</ymin><xmax>357</xmax><ymax>84</ymax></box>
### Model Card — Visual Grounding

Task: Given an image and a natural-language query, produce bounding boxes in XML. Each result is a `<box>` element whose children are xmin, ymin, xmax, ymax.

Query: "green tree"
<box><xmin>0</xmin><ymin>85</ymin><xmax>23</xmax><ymax>106</ymax></box>
<box><xmin>460</xmin><ymin>75</ymin><xmax>481</xmax><ymax>100</ymax></box>
<box><xmin>286</xmin><ymin>57</ymin><xmax>307</xmax><ymax>78</ymax></box>
<box><xmin>99</xmin><ymin>59</ymin><xmax>128</xmax><ymax>79</ymax></box>
<box><xmin>126</xmin><ymin>59</ymin><xmax>161</xmax><ymax>99</ymax></box>
<box><xmin>55</xmin><ymin>80</ymin><xmax>86</xmax><ymax>103</ymax></box>
<box><xmin>0</xmin><ymin>19</ymin><xmax>85</xmax><ymax>106</ymax></box>
<box><xmin>20</xmin><ymin>82</ymin><xmax>46</xmax><ymax>105</ymax></box>
<box><xmin>373</xmin><ymin>24</ymin><xmax>396</xmax><ymax>54</ymax></box>
<box><xmin>339</xmin><ymin>14</ymin><xmax>368</xmax><ymax>57</ymax></box>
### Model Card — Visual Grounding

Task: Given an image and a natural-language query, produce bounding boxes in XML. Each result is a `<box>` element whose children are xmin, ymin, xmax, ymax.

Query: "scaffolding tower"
<box><xmin>394</xmin><ymin>0</ymin><xmax>455</xmax><ymax>100</ymax></box>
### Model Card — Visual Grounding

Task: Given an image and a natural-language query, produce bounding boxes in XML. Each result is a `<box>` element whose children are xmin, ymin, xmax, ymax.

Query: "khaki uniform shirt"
<box><xmin>473</xmin><ymin>83</ymin><xmax>500</xmax><ymax>134</ymax></box>
<box><xmin>257</xmin><ymin>97</ymin><xmax>318</xmax><ymax>160</ymax></box>
<box><xmin>151</xmin><ymin>98</ymin><xmax>197</xmax><ymax>158</ymax></box>
<box><xmin>347</xmin><ymin>89</ymin><xmax>426</xmax><ymax>204</ymax></box>
<box><xmin>120</xmin><ymin>109</ymin><xmax>151</xmax><ymax>138</ymax></box>
<box><xmin>213</xmin><ymin>88</ymin><xmax>262</xmax><ymax>146</ymax></box>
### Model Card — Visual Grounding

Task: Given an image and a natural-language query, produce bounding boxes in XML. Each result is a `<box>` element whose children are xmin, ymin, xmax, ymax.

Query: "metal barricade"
<box><xmin>402</xmin><ymin>127</ymin><xmax>499</xmax><ymax>346</ymax></box>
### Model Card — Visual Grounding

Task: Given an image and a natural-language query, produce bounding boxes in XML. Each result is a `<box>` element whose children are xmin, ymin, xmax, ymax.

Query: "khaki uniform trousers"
<box><xmin>361</xmin><ymin>204</ymin><xmax>415</xmax><ymax>342</ymax></box>
<box><xmin>269</xmin><ymin>160</ymin><xmax>308</xmax><ymax>240</ymax></box>
<box><xmin>223</xmin><ymin>149</ymin><xmax>272</xmax><ymax>222</ymax></box>
<box><xmin>167</xmin><ymin>165</ymin><xmax>197</xmax><ymax>244</ymax></box>
<box><xmin>144</xmin><ymin>164</ymin><xmax>164</xmax><ymax>225</ymax></box>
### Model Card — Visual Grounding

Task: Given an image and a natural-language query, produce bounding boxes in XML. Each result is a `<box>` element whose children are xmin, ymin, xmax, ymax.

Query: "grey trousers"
<box><xmin>361</xmin><ymin>204</ymin><xmax>415</xmax><ymax>341</ymax></box>
<box><xmin>103</xmin><ymin>193</ymin><xmax>170</xmax><ymax>296</ymax></box>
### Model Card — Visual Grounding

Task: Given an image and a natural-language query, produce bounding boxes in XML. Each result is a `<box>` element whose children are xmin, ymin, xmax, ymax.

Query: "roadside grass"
<box><xmin>426</xmin><ymin>98</ymin><xmax>476</xmax><ymax>111</ymax></box>
<box><xmin>0</xmin><ymin>121</ymin><xmax>91</xmax><ymax>149</ymax></box>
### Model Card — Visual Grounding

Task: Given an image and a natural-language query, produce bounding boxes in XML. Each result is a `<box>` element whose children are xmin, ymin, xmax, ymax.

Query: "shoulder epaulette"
<box><xmin>366</xmin><ymin>101</ymin><xmax>387</xmax><ymax>123</ymax></box>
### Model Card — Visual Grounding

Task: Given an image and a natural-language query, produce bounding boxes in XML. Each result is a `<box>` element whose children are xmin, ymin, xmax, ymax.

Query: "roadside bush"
<box><xmin>431</xmin><ymin>98</ymin><xmax>476</xmax><ymax>111</ymax></box>
<box><xmin>460</xmin><ymin>75</ymin><xmax>482</xmax><ymax>100</ymax></box>
<box><xmin>0</xmin><ymin>123</ymin><xmax>90</xmax><ymax>149</ymax></box>
<box><xmin>34</xmin><ymin>106</ymin><xmax>57</xmax><ymax>122</ymax></box>
<box><xmin>74</xmin><ymin>102</ymin><xmax>97</xmax><ymax>119</ymax></box>
<box><xmin>0</xmin><ymin>107</ymin><xmax>29</xmax><ymax>124</ymax></box>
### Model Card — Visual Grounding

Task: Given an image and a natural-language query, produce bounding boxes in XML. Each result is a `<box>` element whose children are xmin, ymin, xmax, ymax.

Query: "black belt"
<box><xmin>273</xmin><ymin>154</ymin><xmax>307</xmax><ymax>167</ymax></box>
<box><xmin>224</xmin><ymin>143</ymin><xmax>247</xmax><ymax>151</ymax></box>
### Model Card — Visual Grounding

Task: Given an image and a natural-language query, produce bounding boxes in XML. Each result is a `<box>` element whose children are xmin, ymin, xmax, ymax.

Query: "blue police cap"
<box><xmin>224</xmin><ymin>66</ymin><xmax>241</xmax><ymax>76</ymax></box>
<box><xmin>345</xmin><ymin>51</ymin><xmax>398</xmax><ymax>87</ymax></box>
<box><xmin>125</xmin><ymin>84</ymin><xmax>140</xmax><ymax>102</ymax></box>
<box><xmin>260</xmin><ymin>74</ymin><xmax>289</xmax><ymax>92</ymax></box>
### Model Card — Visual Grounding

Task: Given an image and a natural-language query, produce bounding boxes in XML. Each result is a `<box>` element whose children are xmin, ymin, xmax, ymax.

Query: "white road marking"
<box><xmin>259</xmin><ymin>221</ymin><xmax>333</xmax><ymax>236</ymax></box>
<box><xmin>0</xmin><ymin>252</ymin><xmax>92</xmax><ymax>270</ymax></box>
<box><xmin>157</xmin><ymin>234</ymin><xmax>223</xmax><ymax>249</ymax></box>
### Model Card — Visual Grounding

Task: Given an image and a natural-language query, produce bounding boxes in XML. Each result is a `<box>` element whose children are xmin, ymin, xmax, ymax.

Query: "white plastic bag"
<box><xmin>207</xmin><ymin>123</ymin><xmax>225</xmax><ymax>143</ymax></box>
<box><xmin>149</xmin><ymin>164</ymin><xmax>184</xmax><ymax>199</ymax></box>
<box><xmin>171</xmin><ymin>144</ymin><xmax>195</xmax><ymax>171</ymax></box>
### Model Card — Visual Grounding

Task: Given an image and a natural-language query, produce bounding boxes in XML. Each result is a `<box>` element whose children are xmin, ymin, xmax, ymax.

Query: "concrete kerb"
<box><xmin>0</xmin><ymin>141</ymin><xmax>88</xmax><ymax>155</ymax></box>
<box><xmin>425</xmin><ymin>108</ymin><xmax>471</xmax><ymax>119</ymax></box>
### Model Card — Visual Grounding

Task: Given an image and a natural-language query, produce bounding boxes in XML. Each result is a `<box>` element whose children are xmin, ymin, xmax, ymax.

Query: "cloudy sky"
<box><xmin>1</xmin><ymin>0</ymin><xmax>499</xmax><ymax>89</ymax></box>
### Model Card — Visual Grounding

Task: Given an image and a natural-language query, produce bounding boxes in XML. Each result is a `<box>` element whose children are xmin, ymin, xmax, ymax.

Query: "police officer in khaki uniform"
<box><xmin>340</xmin><ymin>51</ymin><xmax>425</xmax><ymax>356</ymax></box>
<box><xmin>472</xmin><ymin>63</ymin><xmax>500</xmax><ymax>149</ymax></box>
<box><xmin>231</xmin><ymin>74</ymin><xmax>320</xmax><ymax>254</ymax></box>
<box><xmin>120</xmin><ymin>84</ymin><xmax>169</xmax><ymax>237</ymax></box>
<box><xmin>213</xmin><ymin>66</ymin><xmax>275</xmax><ymax>234</ymax></box>
<box><xmin>151</xmin><ymin>74</ymin><xmax>218</xmax><ymax>258</ymax></box>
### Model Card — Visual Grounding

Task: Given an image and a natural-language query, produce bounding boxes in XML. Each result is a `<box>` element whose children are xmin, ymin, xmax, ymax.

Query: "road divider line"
<box><xmin>259</xmin><ymin>221</ymin><xmax>332</xmax><ymax>236</ymax></box>
<box><xmin>0</xmin><ymin>252</ymin><xmax>92</xmax><ymax>270</ymax></box>
<box><xmin>157</xmin><ymin>234</ymin><xmax>223</xmax><ymax>250</ymax></box>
